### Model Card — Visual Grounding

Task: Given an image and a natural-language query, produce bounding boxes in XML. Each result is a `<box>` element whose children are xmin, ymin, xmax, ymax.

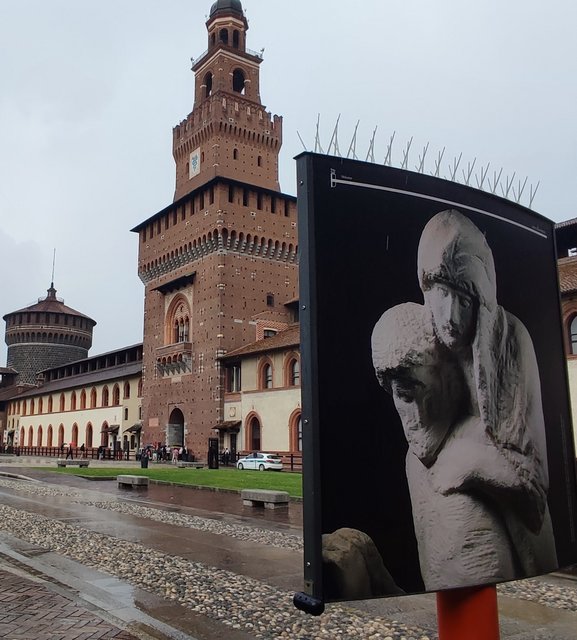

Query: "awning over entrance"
<box><xmin>213</xmin><ymin>421</ymin><xmax>241</xmax><ymax>433</ymax></box>
<box><xmin>124</xmin><ymin>423</ymin><xmax>142</xmax><ymax>433</ymax></box>
<box><xmin>101</xmin><ymin>424</ymin><xmax>120</xmax><ymax>434</ymax></box>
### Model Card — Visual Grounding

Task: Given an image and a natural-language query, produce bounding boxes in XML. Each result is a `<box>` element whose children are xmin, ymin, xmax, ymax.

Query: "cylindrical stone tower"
<box><xmin>3</xmin><ymin>283</ymin><xmax>96</xmax><ymax>385</ymax></box>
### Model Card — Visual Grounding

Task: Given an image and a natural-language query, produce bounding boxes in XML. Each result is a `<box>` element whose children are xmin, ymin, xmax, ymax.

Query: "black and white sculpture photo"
<box><xmin>371</xmin><ymin>209</ymin><xmax>558</xmax><ymax>590</ymax></box>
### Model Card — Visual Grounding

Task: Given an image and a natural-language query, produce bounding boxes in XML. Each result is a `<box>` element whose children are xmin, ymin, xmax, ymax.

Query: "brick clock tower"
<box><xmin>132</xmin><ymin>0</ymin><xmax>298</xmax><ymax>456</ymax></box>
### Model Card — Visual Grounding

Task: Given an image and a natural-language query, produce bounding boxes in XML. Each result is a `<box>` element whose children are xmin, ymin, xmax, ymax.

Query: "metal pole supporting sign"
<box><xmin>436</xmin><ymin>585</ymin><xmax>500</xmax><ymax>640</ymax></box>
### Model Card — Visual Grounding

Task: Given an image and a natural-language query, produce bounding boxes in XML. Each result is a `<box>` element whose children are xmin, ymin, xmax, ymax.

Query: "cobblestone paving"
<box><xmin>0</xmin><ymin>503</ymin><xmax>434</xmax><ymax>640</ymax></box>
<box><xmin>1</xmin><ymin>476</ymin><xmax>577</xmax><ymax>639</ymax></box>
<box><xmin>0</xmin><ymin>568</ymin><xmax>138</xmax><ymax>640</ymax></box>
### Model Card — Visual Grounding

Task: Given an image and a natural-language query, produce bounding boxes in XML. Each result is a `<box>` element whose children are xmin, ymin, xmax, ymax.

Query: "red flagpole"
<box><xmin>437</xmin><ymin>585</ymin><xmax>500</xmax><ymax>640</ymax></box>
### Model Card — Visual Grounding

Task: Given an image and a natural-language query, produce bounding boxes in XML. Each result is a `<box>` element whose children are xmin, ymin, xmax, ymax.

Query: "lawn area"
<box><xmin>49</xmin><ymin>467</ymin><xmax>303</xmax><ymax>498</ymax></box>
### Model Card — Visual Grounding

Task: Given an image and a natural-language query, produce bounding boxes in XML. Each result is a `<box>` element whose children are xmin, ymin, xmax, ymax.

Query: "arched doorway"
<box><xmin>248</xmin><ymin>416</ymin><xmax>261</xmax><ymax>451</ymax></box>
<box><xmin>167</xmin><ymin>408</ymin><xmax>185</xmax><ymax>446</ymax></box>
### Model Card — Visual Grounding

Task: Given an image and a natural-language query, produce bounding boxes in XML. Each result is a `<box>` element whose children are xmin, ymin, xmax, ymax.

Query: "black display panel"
<box><xmin>297</xmin><ymin>152</ymin><xmax>577</xmax><ymax>602</ymax></box>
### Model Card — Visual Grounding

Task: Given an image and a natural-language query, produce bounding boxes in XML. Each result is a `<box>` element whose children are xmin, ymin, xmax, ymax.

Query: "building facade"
<box><xmin>131</xmin><ymin>0</ymin><xmax>298</xmax><ymax>458</ymax></box>
<box><xmin>220</xmin><ymin>322</ymin><xmax>301</xmax><ymax>460</ymax></box>
<box><xmin>556</xmin><ymin>217</ymin><xmax>577</xmax><ymax>452</ymax></box>
<box><xmin>3</xmin><ymin>344</ymin><xmax>143</xmax><ymax>455</ymax></box>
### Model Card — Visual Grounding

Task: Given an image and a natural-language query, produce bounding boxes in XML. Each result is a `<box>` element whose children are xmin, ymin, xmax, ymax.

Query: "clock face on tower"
<box><xmin>189</xmin><ymin>148</ymin><xmax>201</xmax><ymax>179</ymax></box>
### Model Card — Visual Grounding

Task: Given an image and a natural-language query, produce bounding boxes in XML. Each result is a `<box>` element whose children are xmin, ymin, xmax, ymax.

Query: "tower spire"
<box><xmin>51</xmin><ymin>248</ymin><xmax>56</xmax><ymax>288</ymax></box>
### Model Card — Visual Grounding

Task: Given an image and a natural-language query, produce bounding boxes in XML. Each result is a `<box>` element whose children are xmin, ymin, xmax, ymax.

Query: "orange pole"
<box><xmin>436</xmin><ymin>585</ymin><xmax>500</xmax><ymax>640</ymax></box>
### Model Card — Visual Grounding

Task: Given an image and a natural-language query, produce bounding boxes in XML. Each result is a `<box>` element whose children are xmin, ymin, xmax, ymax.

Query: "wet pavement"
<box><xmin>0</xmin><ymin>458</ymin><xmax>577</xmax><ymax>639</ymax></box>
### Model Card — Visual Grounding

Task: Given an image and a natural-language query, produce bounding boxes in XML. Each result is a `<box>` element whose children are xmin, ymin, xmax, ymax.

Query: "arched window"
<box><xmin>219</xmin><ymin>28</ymin><xmax>228</xmax><ymax>45</ymax></box>
<box><xmin>289</xmin><ymin>411</ymin><xmax>303</xmax><ymax>452</ymax></box>
<box><xmin>28</xmin><ymin>426</ymin><xmax>33</xmax><ymax>447</ymax></box>
<box><xmin>289</xmin><ymin>359</ymin><xmax>300</xmax><ymax>386</ymax></box>
<box><xmin>48</xmin><ymin>396</ymin><xmax>53</xmax><ymax>412</ymax></box>
<box><xmin>138</xmin><ymin>378</ymin><xmax>143</xmax><ymax>397</ymax></box>
<box><xmin>72</xmin><ymin>424</ymin><xmax>78</xmax><ymax>446</ymax></box>
<box><xmin>90</xmin><ymin>387</ymin><xmax>97</xmax><ymax>408</ymax></box>
<box><xmin>22</xmin><ymin>400</ymin><xmax>27</xmax><ymax>416</ymax></box>
<box><xmin>233</xmin><ymin>148</ymin><xmax>238</xmax><ymax>160</ymax></box>
<box><xmin>112</xmin><ymin>385</ymin><xmax>120</xmax><ymax>405</ymax></box>
<box><xmin>124</xmin><ymin>382</ymin><xmax>131</xmax><ymax>399</ymax></box>
<box><xmin>248</xmin><ymin>415</ymin><xmax>261</xmax><ymax>451</ymax></box>
<box><xmin>19</xmin><ymin>426</ymin><xmax>25</xmax><ymax>446</ymax></box>
<box><xmin>59</xmin><ymin>393</ymin><xmax>66</xmax><ymax>412</ymax></box>
<box><xmin>58</xmin><ymin>424</ymin><xmax>64</xmax><ymax>447</ymax></box>
<box><xmin>102</xmin><ymin>387</ymin><xmax>109</xmax><ymax>407</ymax></box>
<box><xmin>259</xmin><ymin>360</ymin><xmax>273</xmax><ymax>390</ymax></box>
<box><xmin>233</xmin><ymin>29</ymin><xmax>239</xmax><ymax>48</ymax></box>
<box><xmin>30</xmin><ymin>399</ymin><xmax>35</xmax><ymax>415</ymax></box>
<box><xmin>570</xmin><ymin>316</ymin><xmax>577</xmax><ymax>354</ymax></box>
<box><xmin>204</xmin><ymin>71</ymin><xmax>213</xmax><ymax>98</ymax></box>
<box><xmin>38</xmin><ymin>398</ymin><xmax>43</xmax><ymax>414</ymax></box>
<box><xmin>101</xmin><ymin>421</ymin><xmax>109</xmax><ymax>447</ymax></box>
<box><xmin>165</xmin><ymin>297</ymin><xmax>191</xmax><ymax>346</ymax></box>
<box><xmin>47</xmin><ymin>425</ymin><xmax>53</xmax><ymax>448</ymax></box>
<box><xmin>71</xmin><ymin>391</ymin><xmax>77</xmax><ymax>411</ymax></box>
<box><xmin>85</xmin><ymin>423</ymin><xmax>93</xmax><ymax>448</ymax></box>
<box><xmin>232</xmin><ymin>68</ymin><xmax>245</xmax><ymax>94</ymax></box>
<box><xmin>37</xmin><ymin>425</ymin><xmax>43</xmax><ymax>447</ymax></box>
<box><xmin>80</xmin><ymin>390</ymin><xmax>87</xmax><ymax>409</ymax></box>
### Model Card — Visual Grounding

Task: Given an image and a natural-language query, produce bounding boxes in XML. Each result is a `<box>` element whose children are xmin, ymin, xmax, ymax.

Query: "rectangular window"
<box><xmin>242</xmin><ymin>188</ymin><xmax>248</xmax><ymax>207</ymax></box>
<box><xmin>209</xmin><ymin>187</ymin><xmax>214</xmax><ymax>205</ymax></box>
<box><xmin>226</xmin><ymin>364</ymin><xmax>241</xmax><ymax>392</ymax></box>
<box><xmin>256</xmin><ymin>193</ymin><xmax>263</xmax><ymax>210</ymax></box>
<box><xmin>173</xmin><ymin>210</ymin><xmax>178</xmax><ymax>225</ymax></box>
<box><xmin>124</xmin><ymin>408</ymin><xmax>128</xmax><ymax>421</ymax></box>
<box><xmin>200</xmin><ymin>192</ymin><xmax>205</xmax><ymax>209</ymax></box>
<box><xmin>228</xmin><ymin>185</ymin><xmax>234</xmax><ymax>203</ymax></box>
<box><xmin>284</xmin><ymin>200</ymin><xmax>290</xmax><ymax>217</ymax></box>
<box><xmin>271</xmin><ymin>197</ymin><xmax>276</xmax><ymax>213</ymax></box>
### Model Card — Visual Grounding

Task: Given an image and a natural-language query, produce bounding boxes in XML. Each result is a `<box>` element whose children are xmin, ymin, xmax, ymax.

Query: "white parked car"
<box><xmin>236</xmin><ymin>452</ymin><xmax>283</xmax><ymax>471</ymax></box>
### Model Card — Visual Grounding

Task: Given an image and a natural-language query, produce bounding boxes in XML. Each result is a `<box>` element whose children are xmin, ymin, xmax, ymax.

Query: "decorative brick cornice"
<box><xmin>139</xmin><ymin>228</ymin><xmax>298</xmax><ymax>284</ymax></box>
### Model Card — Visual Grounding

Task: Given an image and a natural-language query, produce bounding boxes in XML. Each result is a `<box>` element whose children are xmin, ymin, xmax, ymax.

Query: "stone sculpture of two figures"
<box><xmin>370</xmin><ymin>209</ymin><xmax>557</xmax><ymax>591</ymax></box>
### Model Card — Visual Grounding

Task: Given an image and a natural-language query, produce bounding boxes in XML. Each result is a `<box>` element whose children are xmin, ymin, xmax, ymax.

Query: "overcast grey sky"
<box><xmin>1</xmin><ymin>0</ymin><xmax>576</xmax><ymax>365</ymax></box>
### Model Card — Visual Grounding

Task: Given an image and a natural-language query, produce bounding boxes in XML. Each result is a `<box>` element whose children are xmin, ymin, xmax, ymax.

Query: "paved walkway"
<box><xmin>0</xmin><ymin>457</ymin><xmax>576</xmax><ymax>639</ymax></box>
<box><xmin>0</xmin><ymin>564</ymin><xmax>138</xmax><ymax>640</ymax></box>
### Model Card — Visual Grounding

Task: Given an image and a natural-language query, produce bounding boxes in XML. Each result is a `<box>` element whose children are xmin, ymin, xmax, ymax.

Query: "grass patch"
<box><xmin>48</xmin><ymin>467</ymin><xmax>303</xmax><ymax>498</ymax></box>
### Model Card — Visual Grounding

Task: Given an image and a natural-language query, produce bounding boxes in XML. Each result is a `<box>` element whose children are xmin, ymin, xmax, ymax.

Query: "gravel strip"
<box><xmin>498</xmin><ymin>577</ymin><xmax>577</xmax><ymax>612</ymax></box>
<box><xmin>0</xmin><ymin>503</ymin><xmax>433</xmax><ymax>640</ymax></box>
<box><xmin>0</xmin><ymin>477</ymin><xmax>302</xmax><ymax>551</ymax></box>
<box><xmin>0</xmin><ymin>477</ymin><xmax>114</xmax><ymax>502</ymax></box>
<box><xmin>83</xmin><ymin>500</ymin><xmax>303</xmax><ymax>551</ymax></box>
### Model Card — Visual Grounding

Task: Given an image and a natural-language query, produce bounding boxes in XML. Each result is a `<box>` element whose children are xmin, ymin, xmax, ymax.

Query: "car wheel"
<box><xmin>238</xmin><ymin>463</ymin><xmax>244</xmax><ymax>470</ymax></box>
<box><xmin>258</xmin><ymin>464</ymin><xmax>265</xmax><ymax>471</ymax></box>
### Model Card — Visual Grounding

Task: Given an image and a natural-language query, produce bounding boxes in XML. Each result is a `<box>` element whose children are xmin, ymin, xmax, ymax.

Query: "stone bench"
<box><xmin>241</xmin><ymin>489</ymin><xmax>290</xmax><ymax>509</ymax></box>
<box><xmin>117</xmin><ymin>474</ymin><xmax>149</xmax><ymax>488</ymax></box>
<box><xmin>177</xmin><ymin>461</ymin><xmax>204</xmax><ymax>469</ymax></box>
<box><xmin>56</xmin><ymin>459</ymin><xmax>90</xmax><ymax>468</ymax></box>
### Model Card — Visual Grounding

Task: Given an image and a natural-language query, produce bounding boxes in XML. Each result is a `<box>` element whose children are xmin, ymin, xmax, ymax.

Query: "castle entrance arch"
<box><xmin>167</xmin><ymin>408</ymin><xmax>185</xmax><ymax>447</ymax></box>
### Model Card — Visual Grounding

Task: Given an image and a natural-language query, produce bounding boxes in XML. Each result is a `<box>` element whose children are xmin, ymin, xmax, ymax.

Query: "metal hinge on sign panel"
<box><xmin>330</xmin><ymin>168</ymin><xmax>337</xmax><ymax>188</ymax></box>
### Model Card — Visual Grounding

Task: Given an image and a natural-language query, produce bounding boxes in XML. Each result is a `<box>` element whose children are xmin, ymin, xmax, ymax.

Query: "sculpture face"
<box><xmin>390</xmin><ymin>364</ymin><xmax>454</xmax><ymax>465</ymax></box>
<box><xmin>424</xmin><ymin>282</ymin><xmax>476</xmax><ymax>350</ymax></box>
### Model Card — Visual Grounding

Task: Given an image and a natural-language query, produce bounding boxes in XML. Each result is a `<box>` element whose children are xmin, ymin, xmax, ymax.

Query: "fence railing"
<box><xmin>0</xmin><ymin>445</ymin><xmax>303</xmax><ymax>471</ymax></box>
